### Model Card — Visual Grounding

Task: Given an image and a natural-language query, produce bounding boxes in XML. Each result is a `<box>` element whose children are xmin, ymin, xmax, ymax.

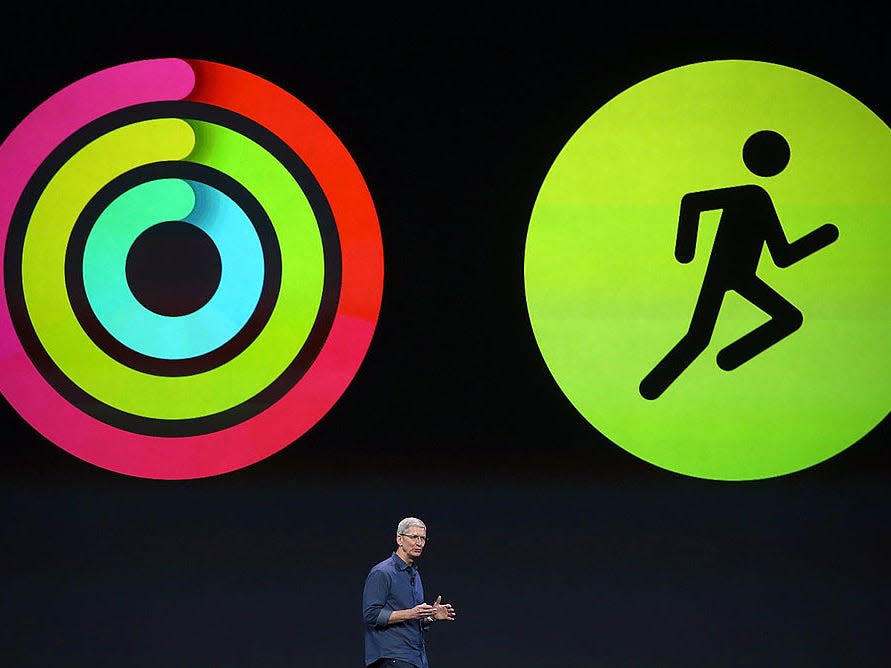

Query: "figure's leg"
<box><xmin>639</xmin><ymin>284</ymin><xmax>725</xmax><ymax>400</ymax></box>
<box><xmin>716</xmin><ymin>278</ymin><xmax>802</xmax><ymax>371</ymax></box>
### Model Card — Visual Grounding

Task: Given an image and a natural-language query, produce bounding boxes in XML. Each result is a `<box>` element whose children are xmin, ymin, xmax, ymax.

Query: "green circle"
<box><xmin>524</xmin><ymin>60</ymin><xmax>891</xmax><ymax>481</ymax></box>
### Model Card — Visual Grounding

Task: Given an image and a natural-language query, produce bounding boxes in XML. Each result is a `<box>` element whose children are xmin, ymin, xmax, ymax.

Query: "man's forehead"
<box><xmin>401</xmin><ymin>525</ymin><xmax>426</xmax><ymax>535</ymax></box>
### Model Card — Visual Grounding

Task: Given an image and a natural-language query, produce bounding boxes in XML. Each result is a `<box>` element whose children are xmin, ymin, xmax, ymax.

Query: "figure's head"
<box><xmin>743</xmin><ymin>130</ymin><xmax>790</xmax><ymax>177</ymax></box>
<box><xmin>395</xmin><ymin>517</ymin><xmax>427</xmax><ymax>563</ymax></box>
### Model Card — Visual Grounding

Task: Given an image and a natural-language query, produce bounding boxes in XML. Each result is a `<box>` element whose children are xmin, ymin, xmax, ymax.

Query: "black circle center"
<box><xmin>126</xmin><ymin>221</ymin><xmax>222</xmax><ymax>317</ymax></box>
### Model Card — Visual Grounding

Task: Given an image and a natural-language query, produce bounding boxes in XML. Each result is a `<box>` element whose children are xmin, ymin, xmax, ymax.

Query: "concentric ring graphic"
<box><xmin>0</xmin><ymin>59</ymin><xmax>384</xmax><ymax>479</ymax></box>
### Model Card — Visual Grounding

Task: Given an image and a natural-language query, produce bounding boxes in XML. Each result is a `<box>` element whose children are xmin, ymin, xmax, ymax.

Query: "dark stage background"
<box><xmin>2</xmin><ymin>3</ymin><xmax>889</xmax><ymax>666</ymax></box>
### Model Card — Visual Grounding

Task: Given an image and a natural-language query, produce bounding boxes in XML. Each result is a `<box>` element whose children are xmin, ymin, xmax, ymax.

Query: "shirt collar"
<box><xmin>391</xmin><ymin>551</ymin><xmax>415</xmax><ymax>572</ymax></box>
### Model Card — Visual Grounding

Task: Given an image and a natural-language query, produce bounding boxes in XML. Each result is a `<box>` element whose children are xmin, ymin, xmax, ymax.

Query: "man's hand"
<box><xmin>408</xmin><ymin>603</ymin><xmax>436</xmax><ymax>620</ymax></box>
<box><xmin>431</xmin><ymin>595</ymin><xmax>456</xmax><ymax>622</ymax></box>
<box><xmin>389</xmin><ymin>597</ymin><xmax>456</xmax><ymax>625</ymax></box>
<box><xmin>387</xmin><ymin>603</ymin><xmax>436</xmax><ymax>624</ymax></box>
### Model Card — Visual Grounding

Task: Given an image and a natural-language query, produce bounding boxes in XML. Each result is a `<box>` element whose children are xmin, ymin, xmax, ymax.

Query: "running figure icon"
<box><xmin>639</xmin><ymin>130</ymin><xmax>839</xmax><ymax>400</ymax></box>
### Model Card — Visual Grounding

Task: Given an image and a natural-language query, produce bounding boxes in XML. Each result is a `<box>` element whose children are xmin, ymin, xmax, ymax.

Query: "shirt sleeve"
<box><xmin>362</xmin><ymin>568</ymin><xmax>392</xmax><ymax>628</ymax></box>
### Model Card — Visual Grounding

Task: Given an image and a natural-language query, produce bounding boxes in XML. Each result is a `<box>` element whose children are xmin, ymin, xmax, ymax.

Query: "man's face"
<box><xmin>396</xmin><ymin>526</ymin><xmax>427</xmax><ymax>561</ymax></box>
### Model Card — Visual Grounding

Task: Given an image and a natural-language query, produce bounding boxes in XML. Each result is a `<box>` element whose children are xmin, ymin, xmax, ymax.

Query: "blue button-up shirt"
<box><xmin>362</xmin><ymin>552</ymin><xmax>428</xmax><ymax>668</ymax></box>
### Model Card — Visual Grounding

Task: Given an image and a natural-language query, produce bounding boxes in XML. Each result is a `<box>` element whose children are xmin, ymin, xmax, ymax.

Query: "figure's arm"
<box><xmin>362</xmin><ymin>570</ymin><xmax>435</xmax><ymax>628</ymax></box>
<box><xmin>676</xmin><ymin>190</ymin><xmax>727</xmax><ymax>263</ymax></box>
<box><xmin>766</xmin><ymin>217</ymin><xmax>839</xmax><ymax>268</ymax></box>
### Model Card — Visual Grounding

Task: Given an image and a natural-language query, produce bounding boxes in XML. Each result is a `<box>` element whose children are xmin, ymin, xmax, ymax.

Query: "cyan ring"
<box><xmin>82</xmin><ymin>177</ymin><xmax>265</xmax><ymax>360</ymax></box>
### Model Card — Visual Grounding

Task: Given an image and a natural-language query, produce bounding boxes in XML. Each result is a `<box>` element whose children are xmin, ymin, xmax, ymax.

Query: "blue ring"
<box><xmin>82</xmin><ymin>178</ymin><xmax>265</xmax><ymax>359</ymax></box>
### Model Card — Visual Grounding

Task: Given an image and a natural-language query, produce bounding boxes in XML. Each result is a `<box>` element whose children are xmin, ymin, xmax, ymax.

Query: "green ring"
<box><xmin>22</xmin><ymin>118</ymin><xmax>325</xmax><ymax>419</ymax></box>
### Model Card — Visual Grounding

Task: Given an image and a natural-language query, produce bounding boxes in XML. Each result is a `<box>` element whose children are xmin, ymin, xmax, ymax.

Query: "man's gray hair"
<box><xmin>396</xmin><ymin>517</ymin><xmax>426</xmax><ymax>535</ymax></box>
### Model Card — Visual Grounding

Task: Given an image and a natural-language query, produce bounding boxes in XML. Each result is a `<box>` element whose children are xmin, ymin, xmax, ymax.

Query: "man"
<box><xmin>363</xmin><ymin>517</ymin><xmax>457</xmax><ymax>667</ymax></box>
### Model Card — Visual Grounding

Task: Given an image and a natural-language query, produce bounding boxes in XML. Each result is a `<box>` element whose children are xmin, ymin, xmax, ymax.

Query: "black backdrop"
<box><xmin>2</xmin><ymin>3</ymin><xmax>889</xmax><ymax>666</ymax></box>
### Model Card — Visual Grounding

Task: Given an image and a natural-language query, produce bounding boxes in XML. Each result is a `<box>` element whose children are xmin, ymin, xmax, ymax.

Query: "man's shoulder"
<box><xmin>368</xmin><ymin>554</ymin><xmax>397</xmax><ymax>576</ymax></box>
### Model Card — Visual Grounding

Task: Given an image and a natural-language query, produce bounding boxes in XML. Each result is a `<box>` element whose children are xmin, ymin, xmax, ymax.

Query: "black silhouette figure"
<box><xmin>639</xmin><ymin>130</ymin><xmax>839</xmax><ymax>400</ymax></box>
